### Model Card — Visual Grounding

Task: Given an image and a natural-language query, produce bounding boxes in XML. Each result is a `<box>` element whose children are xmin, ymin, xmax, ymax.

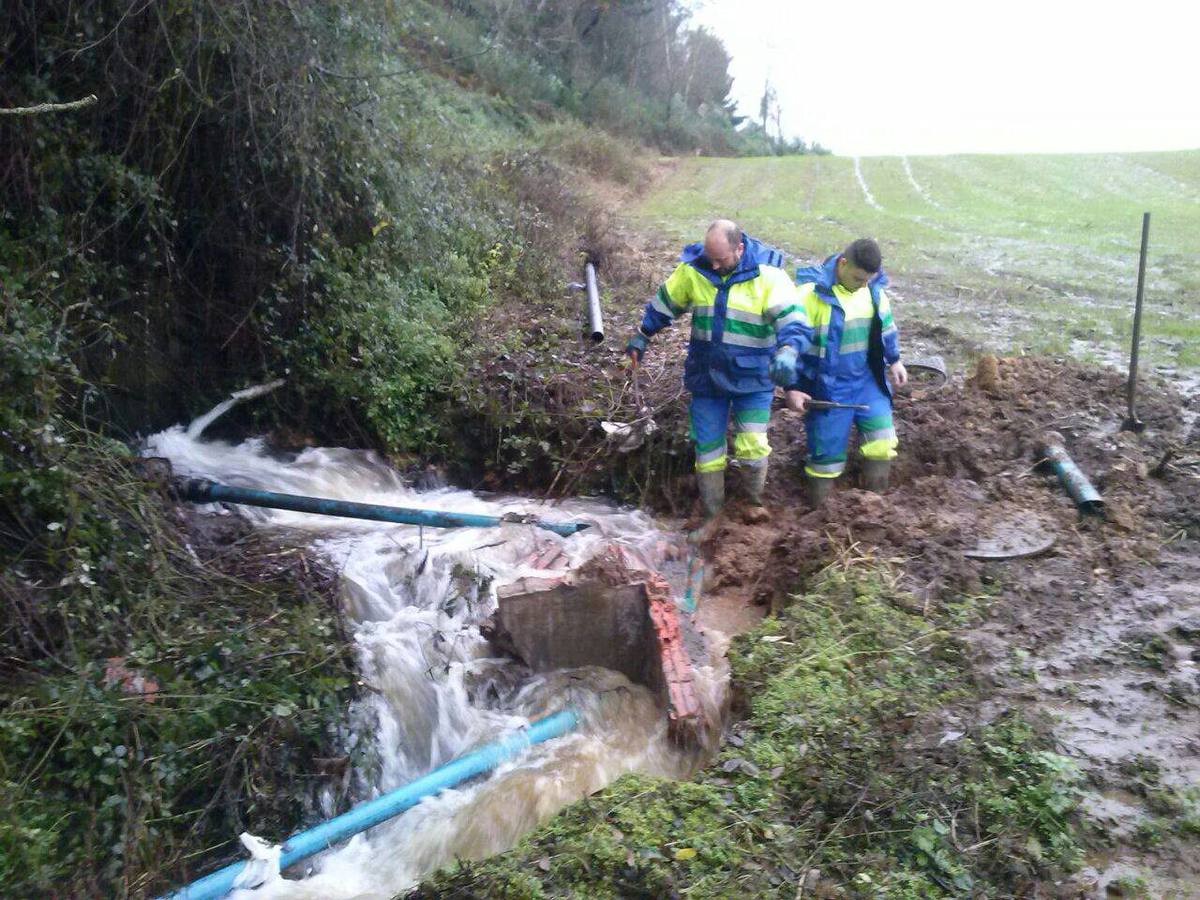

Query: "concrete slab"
<box><xmin>491</xmin><ymin>571</ymin><xmax>706</xmax><ymax>743</ymax></box>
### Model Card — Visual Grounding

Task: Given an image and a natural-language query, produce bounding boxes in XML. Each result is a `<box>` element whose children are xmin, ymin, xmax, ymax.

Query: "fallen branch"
<box><xmin>0</xmin><ymin>94</ymin><xmax>99</xmax><ymax>116</ymax></box>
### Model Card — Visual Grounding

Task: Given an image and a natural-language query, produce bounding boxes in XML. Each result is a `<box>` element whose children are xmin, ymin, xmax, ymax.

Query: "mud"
<box><xmin>686</xmin><ymin>353</ymin><xmax>1200</xmax><ymax>889</ymax></box>
<box><xmin>486</xmin><ymin>188</ymin><xmax>1200</xmax><ymax>884</ymax></box>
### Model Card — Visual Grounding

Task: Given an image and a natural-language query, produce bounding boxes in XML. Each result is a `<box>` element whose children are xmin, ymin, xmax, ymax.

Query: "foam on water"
<box><xmin>145</xmin><ymin>418</ymin><xmax>719</xmax><ymax>898</ymax></box>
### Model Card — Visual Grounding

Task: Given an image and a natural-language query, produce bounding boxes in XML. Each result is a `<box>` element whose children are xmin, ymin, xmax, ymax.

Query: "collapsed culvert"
<box><xmin>485</xmin><ymin>552</ymin><xmax>713</xmax><ymax>746</ymax></box>
<box><xmin>147</xmin><ymin>394</ymin><xmax>725</xmax><ymax>899</ymax></box>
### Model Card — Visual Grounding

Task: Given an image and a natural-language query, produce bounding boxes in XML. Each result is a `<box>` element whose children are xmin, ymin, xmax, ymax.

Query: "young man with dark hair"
<box><xmin>626</xmin><ymin>220</ymin><xmax>808</xmax><ymax>521</ymax></box>
<box><xmin>768</xmin><ymin>238</ymin><xmax>907</xmax><ymax>507</ymax></box>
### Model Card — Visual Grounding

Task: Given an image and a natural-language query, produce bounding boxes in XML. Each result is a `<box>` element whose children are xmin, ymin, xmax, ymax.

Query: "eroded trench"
<box><xmin>147</xmin><ymin>409</ymin><xmax>730</xmax><ymax>898</ymax></box>
<box><xmin>147</xmin><ymin>350</ymin><xmax>1200</xmax><ymax>896</ymax></box>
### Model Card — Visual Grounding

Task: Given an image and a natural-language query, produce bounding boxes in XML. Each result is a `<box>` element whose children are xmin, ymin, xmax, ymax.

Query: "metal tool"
<box><xmin>807</xmin><ymin>399</ymin><xmax>869</xmax><ymax>411</ymax></box>
<box><xmin>679</xmin><ymin>544</ymin><xmax>704</xmax><ymax>614</ymax></box>
<box><xmin>774</xmin><ymin>395</ymin><xmax>869</xmax><ymax>412</ymax></box>
<box><xmin>601</xmin><ymin>363</ymin><xmax>657</xmax><ymax>452</ymax></box>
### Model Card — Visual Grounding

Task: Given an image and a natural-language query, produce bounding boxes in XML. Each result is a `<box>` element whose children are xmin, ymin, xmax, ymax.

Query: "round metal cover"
<box><xmin>963</xmin><ymin>516</ymin><xmax>1057</xmax><ymax>560</ymax></box>
<box><xmin>903</xmin><ymin>355</ymin><xmax>948</xmax><ymax>390</ymax></box>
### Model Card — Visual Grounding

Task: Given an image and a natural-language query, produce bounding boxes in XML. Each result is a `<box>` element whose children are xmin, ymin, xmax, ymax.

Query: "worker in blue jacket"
<box><xmin>768</xmin><ymin>238</ymin><xmax>908</xmax><ymax>507</ymax></box>
<box><xmin>626</xmin><ymin>220</ymin><xmax>808</xmax><ymax>519</ymax></box>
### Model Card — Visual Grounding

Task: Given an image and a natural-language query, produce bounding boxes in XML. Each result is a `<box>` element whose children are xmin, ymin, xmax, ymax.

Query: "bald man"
<box><xmin>625</xmin><ymin>220</ymin><xmax>809</xmax><ymax>520</ymax></box>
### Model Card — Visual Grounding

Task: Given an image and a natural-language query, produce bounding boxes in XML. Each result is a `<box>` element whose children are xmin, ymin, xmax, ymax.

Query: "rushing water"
<box><xmin>145</xmin><ymin>418</ymin><xmax>721</xmax><ymax>898</ymax></box>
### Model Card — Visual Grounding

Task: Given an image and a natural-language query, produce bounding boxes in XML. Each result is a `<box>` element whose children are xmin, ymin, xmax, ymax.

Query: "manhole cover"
<box><xmin>964</xmin><ymin>516</ymin><xmax>1057</xmax><ymax>560</ymax></box>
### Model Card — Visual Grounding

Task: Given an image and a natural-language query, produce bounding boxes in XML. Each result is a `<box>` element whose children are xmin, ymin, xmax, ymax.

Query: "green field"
<box><xmin>633</xmin><ymin>151</ymin><xmax>1200</xmax><ymax>378</ymax></box>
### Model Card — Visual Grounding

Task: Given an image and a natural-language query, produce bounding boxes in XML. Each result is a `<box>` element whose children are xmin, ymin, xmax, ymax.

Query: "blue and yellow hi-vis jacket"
<box><xmin>793</xmin><ymin>253</ymin><xmax>902</xmax><ymax>403</ymax></box>
<box><xmin>637</xmin><ymin>234</ymin><xmax>808</xmax><ymax>397</ymax></box>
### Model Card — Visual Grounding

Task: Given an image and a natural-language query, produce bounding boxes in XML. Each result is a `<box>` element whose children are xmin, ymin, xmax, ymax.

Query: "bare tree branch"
<box><xmin>0</xmin><ymin>94</ymin><xmax>99</xmax><ymax>116</ymax></box>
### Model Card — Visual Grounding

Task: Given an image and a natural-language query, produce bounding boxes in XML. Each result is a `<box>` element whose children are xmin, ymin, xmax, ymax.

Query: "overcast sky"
<box><xmin>689</xmin><ymin>0</ymin><xmax>1200</xmax><ymax>157</ymax></box>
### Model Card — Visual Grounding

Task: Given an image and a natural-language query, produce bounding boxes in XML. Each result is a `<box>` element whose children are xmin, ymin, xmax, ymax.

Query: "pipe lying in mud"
<box><xmin>1037</xmin><ymin>432</ymin><xmax>1105</xmax><ymax>515</ymax></box>
<box><xmin>174</xmin><ymin>479</ymin><xmax>592</xmax><ymax>536</ymax></box>
<box><xmin>584</xmin><ymin>261</ymin><xmax>604</xmax><ymax>344</ymax></box>
<box><xmin>160</xmin><ymin>708</ymin><xmax>581</xmax><ymax>900</ymax></box>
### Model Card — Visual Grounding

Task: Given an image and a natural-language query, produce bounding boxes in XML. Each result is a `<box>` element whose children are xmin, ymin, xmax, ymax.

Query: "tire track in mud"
<box><xmin>852</xmin><ymin>156</ymin><xmax>884</xmax><ymax>211</ymax></box>
<box><xmin>902</xmin><ymin>155</ymin><xmax>942</xmax><ymax>209</ymax></box>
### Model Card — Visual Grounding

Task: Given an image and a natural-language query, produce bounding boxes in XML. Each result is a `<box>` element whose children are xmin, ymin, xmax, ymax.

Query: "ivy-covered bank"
<box><xmin>0</xmin><ymin>1</ymin><xmax>773</xmax><ymax>894</ymax></box>
<box><xmin>412</xmin><ymin>563</ymin><xmax>1084</xmax><ymax>898</ymax></box>
<box><xmin>0</xmin><ymin>432</ymin><xmax>355</xmax><ymax>897</ymax></box>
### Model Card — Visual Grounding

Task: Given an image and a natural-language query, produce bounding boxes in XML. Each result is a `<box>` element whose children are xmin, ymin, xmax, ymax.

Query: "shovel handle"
<box><xmin>770</xmin><ymin>395</ymin><xmax>869</xmax><ymax>412</ymax></box>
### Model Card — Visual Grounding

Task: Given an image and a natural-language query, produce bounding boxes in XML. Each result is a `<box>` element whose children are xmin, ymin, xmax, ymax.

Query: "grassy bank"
<box><xmin>0</xmin><ymin>3</ymin><xmax>751</xmax><ymax>892</ymax></box>
<box><xmin>413</xmin><ymin>559</ymin><xmax>1084</xmax><ymax>898</ymax></box>
<box><xmin>0</xmin><ymin>433</ymin><xmax>355</xmax><ymax>896</ymax></box>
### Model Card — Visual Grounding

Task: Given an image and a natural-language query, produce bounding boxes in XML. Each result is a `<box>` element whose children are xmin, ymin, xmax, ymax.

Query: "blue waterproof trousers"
<box><xmin>804</xmin><ymin>376</ymin><xmax>897</xmax><ymax>478</ymax></box>
<box><xmin>689</xmin><ymin>390</ymin><xmax>774</xmax><ymax>472</ymax></box>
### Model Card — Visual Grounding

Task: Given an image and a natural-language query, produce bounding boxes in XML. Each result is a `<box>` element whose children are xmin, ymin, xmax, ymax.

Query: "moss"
<box><xmin>413</xmin><ymin>563</ymin><xmax>1082</xmax><ymax>898</ymax></box>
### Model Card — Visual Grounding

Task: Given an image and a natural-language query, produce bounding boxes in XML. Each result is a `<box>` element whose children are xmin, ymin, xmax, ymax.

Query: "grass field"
<box><xmin>632</xmin><ymin>151</ymin><xmax>1200</xmax><ymax>380</ymax></box>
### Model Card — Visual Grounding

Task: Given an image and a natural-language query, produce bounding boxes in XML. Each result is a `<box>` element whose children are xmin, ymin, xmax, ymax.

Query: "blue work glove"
<box><xmin>625</xmin><ymin>331</ymin><xmax>649</xmax><ymax>365</ymax></box>
<box><xmin>769</xmin><ymin>345</ymin><xmax>799</xmax><ymax>386</ymax></box>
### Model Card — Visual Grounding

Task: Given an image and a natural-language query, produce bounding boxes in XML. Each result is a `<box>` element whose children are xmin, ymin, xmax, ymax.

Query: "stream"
<box><xmin>146</xmin><ymin>416</ymin><xmax>722</xmax><ymax>898</ymax></box>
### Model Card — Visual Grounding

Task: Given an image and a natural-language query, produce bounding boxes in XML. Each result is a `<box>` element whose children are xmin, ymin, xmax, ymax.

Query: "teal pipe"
<box><xmin>177</xmin><ymin>479</ymin><xmax>590</xmax><ymax>536</ymax></box>
<box><xmin>1037</xmin><ymin>434</ymin><xmax>1104</xmax><ymax>515</ymax></box>
<box><xmin>160</xmin><ymin>708</ymin><xmax>580</xmax><ymax>900</ymax></box>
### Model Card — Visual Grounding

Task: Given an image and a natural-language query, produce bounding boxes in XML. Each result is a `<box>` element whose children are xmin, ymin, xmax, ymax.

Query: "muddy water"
<box><xmin>146</xmin><ymin>422</ymin><xmax>724</xmax><ymax>898</ymax></box>
<box><xmin>1033</xmin><ymin>554</ymin><xmax>1200</xmax><ymax>789</ymax></box>
<box><xmin>971</xmin><ymin>549</ymin><xmax>1200</xmax><ymax>895</ymax></box>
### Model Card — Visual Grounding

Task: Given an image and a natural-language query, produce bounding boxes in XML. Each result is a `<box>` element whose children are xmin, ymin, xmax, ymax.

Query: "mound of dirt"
<box><xmin>723</xmin><ymin>353</ymin><xmax>1199</xmax><ymax>606</ymax></box>
<box><xmin>691</xmin><ymin>352</ymin><xmax>1200</xmax><ymax>887</ymax></box>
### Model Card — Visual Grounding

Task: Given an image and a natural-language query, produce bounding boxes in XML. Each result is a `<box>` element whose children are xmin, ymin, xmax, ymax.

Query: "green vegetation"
<box><xmin>1122</xmin><ymin>632</ymin><xmax>1173</xmax><ymax>671</ymax></box>
<box><xmin>2</xmin><ymin>1</ymin><xmax>783</xmax><ymax>894</ymax></box>
<box><xmin>633</xmin><ymin>151</ymin><xmax>1200</xmax><ymax>372</ymax></box>
<box><xmin>1115</xmin><ymin>755</ymin><xmax>1200</xmax><ymax>851</ymax></box>
<box><xmin>0</xmin><ymin>427</ymin><xmax>354</xmax><ymax>896</ymax></box>
<box><xmin>1</xmin><ymin>240</ymin><xmax>354</xmax><ymax>895</ymax></box>
<box><xmin>415</xmin><ymin>561</ymin><xmax>1083</xmax><ymax>897</ymax></box>
<box><xmin>8</xmin><ymin>2</ymin><xmax>1189</xmax><ymax>896</ymax></box>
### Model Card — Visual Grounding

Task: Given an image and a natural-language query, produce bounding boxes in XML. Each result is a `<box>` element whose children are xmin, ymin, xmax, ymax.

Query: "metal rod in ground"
<box><xmin>176</xmin><ymin>479</ymin><xmax>591</xmax><ymax>536</ymax></box>
<box><xmin>159</xmin><ymin>708</ymin><xmax>581</xmax><ymax>900</ymax></box>
<box><xmin>584</xmin><ymin>261</ymin><xmax>604</xmax><ymax>343</ymax></box>
<box><xmin>1037</xmin><ymin>432</ymin><xmax>1104</xmax><ymax>515</ymax></box>
<box><xmin>1124</xmin><ymin>212</ymin><xmax>1151</xmax><ymax>431</ymax></box>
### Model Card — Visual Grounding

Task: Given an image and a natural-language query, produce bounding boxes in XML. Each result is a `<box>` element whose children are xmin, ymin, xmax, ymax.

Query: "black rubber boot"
<box><xmin>688</xmin><ymin>470</ymin><xmax>726</xmax><ymax>546</ymax></box>
<box><xmin>696</xmin><ymin>469</ymin><xmax>725</xmax><ymax>518</ymax></box>
<box><xmin>742</xmin><ymin>463</ymin><xmax>768</xmax><ymax>506</ymax></box>
<box><xmin>861</xmin><ymin>459</ymin><xmax>891</xmax><ymax>492</ymax></box>
<box><xmin>806</xmin><ymin>474</ymin><xmax>834</xmax><ymax>508</ymax></box>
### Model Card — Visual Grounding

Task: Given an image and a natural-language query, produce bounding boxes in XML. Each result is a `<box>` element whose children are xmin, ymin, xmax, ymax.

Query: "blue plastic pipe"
<box><xmin>160</xmin><ymin>708</ymin><xmax>580</xmax><ymax>900</ymax></box>
<box><xmin>178</xmin><ymin>479</ymin><xmax>590</xmax><ymax>536</ymax></box>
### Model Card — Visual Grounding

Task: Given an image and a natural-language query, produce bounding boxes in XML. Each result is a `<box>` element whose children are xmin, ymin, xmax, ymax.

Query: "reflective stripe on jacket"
<box><xmin>638</xmin><ymin>234</ymin><xmax>808</xmax><ymax>397</ymax></box>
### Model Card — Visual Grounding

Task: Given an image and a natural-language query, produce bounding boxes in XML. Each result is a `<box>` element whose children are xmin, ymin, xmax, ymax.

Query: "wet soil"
<box><xmin>686</xmin><ymin>350</ymin><xmax>1200</xmax><ymax>891</ymax></box>
<box><xmin>476</xmin><ymin>177</ymin><xmax>1200</xmax><ymax>886</ymax></box>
